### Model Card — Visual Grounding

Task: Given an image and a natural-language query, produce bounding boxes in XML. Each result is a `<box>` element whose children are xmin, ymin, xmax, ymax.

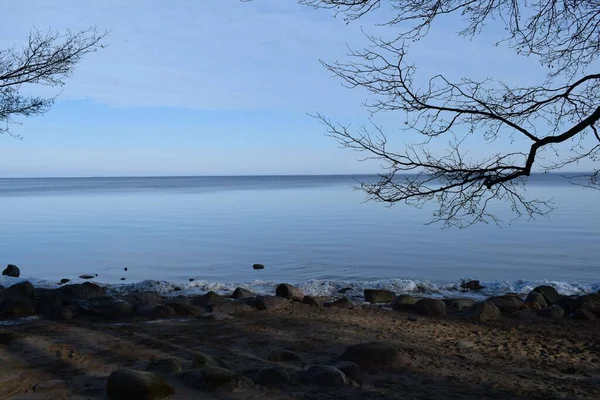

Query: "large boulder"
<box><xmin>1</xmin><ymin>281</ymin><xmax>34</xmax><ymax>299</ymax></box>
<box><xmin>2</xmin><ymin>264</ymin><xmax>20</xmax><ymax>278</ymax></box>
<box><xmin>414</xmin><ymin>298</ymin><xmax>447</xmax><ymax>317</ymax></box>
<box><xmin>232</xmin><ymin>287</ymin><xmax>254</xmax><ymax>299</ymax></box>
<box><xmin>575</xmin><ymin>293</ymin><xmax>600</xmax><ymax>315</ymax></box>
<box><xmin>525</xmin><ymin>291</ymin><xmax>548</xmax><ymax>309</ymax></box>
<box><xmin>461</xmin><ymin>301</ymin><xmax>502</xmax><ymax>322</ymax></box>
<box><xmin>443</xmin><ymin>298</ymin><xmax>477</xmax><ymax>312</ymax></box>
<box><xmin>364</xmin><ymin>289</ymin><xmax>396</xmax><ymax>303</ymax></box>
<box><xmin>106</xmin><ymin>369</ymin><xmax>174</xmax><ymax>400</ymax></box>
<box><xmin>302</xmin><ymin>365</ymin><xmax>348</xmax><ymax>385</ymax></box>
<box><xmin>122</xmin><ymin>292</ymin><xmax>162</xmax><ymax>307</ymax></box>
<box><xmin>35</xmin><ymin>292</ymin><xmax>66</xmax><ymax>318</ymax></box>
<box><xmin>341</xmin><ymin>342</ymin><xmax>404</xmax><ymax>367</ymax></box>
<box><xmin>55</xmin><ymin>282</ymin><xmax>105</xmax><ymax>301</ymax></box>
<box><xmin>570</xmin><ymin>308</ymin><xmax>597</xmax><ymax>320</ymax></box>
<box><xmin>537</xmin><ymin>305</ymin><xmax>565</xmax><ymax>319</ymax></box>
<box><xmin>391</xmin><ymin>295</ymin><xmax>418</xmax><ymax>311</ymax></box>
<box><xmin>275</xmin><ymin>284</ymin><xmax>305</xmax><ymax>301</ymax></box>
<box><xmin>0</xmin><ymin>296</ymin><xmax>36</xmax><ymax>318</ymax></box>
<box><xmin>302</xmin><ymin>295</ymin><xmax>321</xmax><ymax>307</ymax></box>
<box><xmin>192</xmin><ymin>291</ymin><xmax>223</xmax><ymax>307</ymax></box>
<box><xmin>487</xmin><ymin>294</ymin><xmax>524</xmax><ymax>313</ymax></box>
<box><xmin>532</xmin><ymin>285</ymin><xmax>560</xmax><ymax>306</ymax></box>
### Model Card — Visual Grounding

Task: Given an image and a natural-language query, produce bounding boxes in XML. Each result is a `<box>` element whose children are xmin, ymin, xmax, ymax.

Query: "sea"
<box><xmin>0</xmin><ymin>174</ymin><xmax>598</xmax><ymax>299</ymax></box>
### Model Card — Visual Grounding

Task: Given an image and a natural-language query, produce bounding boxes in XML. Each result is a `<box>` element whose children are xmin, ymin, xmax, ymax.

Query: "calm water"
<box><xmin>0</xmin><ymin>175</ymin><xmax>598</xmax><ymax>294</ymax></box>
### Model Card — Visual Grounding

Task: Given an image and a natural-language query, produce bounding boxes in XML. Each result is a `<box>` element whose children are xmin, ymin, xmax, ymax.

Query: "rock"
<box><xmin>255</xmin><ymin>295</ymin><xmax>289</xmax><ymax>311</ymax></box>
<box><xmin>461</xmin><ymin>301</ymin><xmax>501</xmax><ymax>322</ymax></box>
<box><xmin>576</xmin><ymin>293</ymin><xmax>600</xmax><ymax>314</ymax></box>
<box><xmin>391</xmin><ymin>295</ymin><xmax>418</xmax><ymax>310</ymax></box>
<box><xmin>2</xmin><ymin>264</ymin><xmax>20</xmax><ymax>278</ymax></box>
<box><xmin>252</xmin><ymin>264</ymin><xmax>265</xmax><ymax>270</ymax></box>
<box><xmin>275</xmin><ymin>283</ymin><xmax>305</xmax><ymax>301</ymax></box>
<box><xmin>254</xmin><ymin>366</ymin><xmax>290</xmax><ymax>386</ymax></box>
<box><xmin>189</xmin><ymin>278</ymin><xmax>194</xmax><ymax>282</ymax></box>
<box><xmin>414</xmin><ymin>298</ymin><xmax>447</xmax><ymax>317</ymax></box>
<box><xmin>363</xmin><ymin>289</ymin><xmax>396</xmax><ymax>303</ymax></box>
<box><xmin>460</xmin><ymin>280</ymin><xmax>484</xmax><ymax>291</ymax></box>
<box><xmin>325</xmin><ymin>297</ymin><xmax>353</xmax><ymax>309</ymax></box>
<box><xmin>487</xmin><ymin>294</ymin><xmax>525</xmax><ymax>313</ymax></box>
<box><xmin>35</xmin><ymin>292</ymin><xmax>65</xmax><ymax>316</ymax></box>
<box><xmin>532</xmin><ymin>285</ymin><xmax>560</xmax><ymax>306</ymax></box>
<box><xmin>106</xmin><ymin>369</ymin><xmax>174</xmax><ymax>400</ymax></box>
<box><xmin>91</xmin><ymin>299</ymin><xmax>133</xmax><ymax>319</ymax></box>
<box><xmin>525</xmin><ymin>291</ymin><xmax>548</xmax><ymax>308</ymax></box>
<box><xmin>60</xmin><ymin>278</ymin><xmax>70</xmax><ymax>284</ymax></box>
<box><xmin>150</xmin><ymin>305</ymin><xmax>177</xmax><ymax>319</ymax></box>
<box><xmin>268</xmin><ymin>349</ymin><xmax>303</xmax><ymax>362</ymax></box>
<box><xmin>407</xmin><ymin>315</ymin><xmax>418</xmax><ymax>322</ymax></box>
<box><xmin>537</xmin><ymin>305</ymin><xmax>565</xmax><ymax>319</ymax></box>
<box><xmin>46</xmin><ymin>306</ymin><xmax>74</xmax><ymax>321</ymax></box>
<box><xmin>79</xmin><ymin>274</ymin><xmax>96</xmax><ymax>280</ymax></box>
<box><xmin>55</xmin><ymin>282</ymin><xmax>105</xmax><ymax>301</ymax></box>
<box><xmin>570</xmin><ymin>308</ymin><xmax>597</xmax><ymax>320</ymax></box>
<box><xmin>456</xmin><ymin>340</ymin><xmax>476</xmax><ymax>349</ymax></box>
<box><xmin>192</xmin><ymin>291</ymin><xmax>223</xmax><ymax>307</ymax></box>
<box><xmin>146</xmin><ymin>358</ymin><xmax>182</xmax><ymax>375</ymax></box>
<box><xmin>165</xmin><ymin>302</ymin><xmax>204</xmax><ymax>316</ymax></box>
<box><xmin>335</xmin><ymin>361</ymin><xmax>361</xmax><ymax>382</ymax></box>
<box><xmin>444</xmin><ymin>298</ymin><xmax>476</xmax><ymax>312</ymax></box>
<box><xmin>341</xmin><ymin>342</ymin><xmax>403</xmax><ymax>367</ymax></box>
<box><xmin>120</xmin><ymin>278</ymin><xmax>126</xmax><ymax>281</ymax></box>
<box><xmin>168</xmin><ymin>295</ymin><xmax>192</xmax><ymax>305</ymax></box>
<box><xmin>338</xmin><ymin>287</ymin><xmax>352</xmax><ymax>294</ymax></box>
<box><xmin>184</xmin><ymin>367</ymin><xmax>253</xmax><ymax>392</ymax></box>
<box><xmin>0</xmin><ymin>296</ymin><xmax>36</xmax><ymax>318</ymax></box>
<box><xmin>190</xmin><ymin>353</ymin><xmax>230</xmax><ymax>370</ymax></box>
<box><xmin>1</xmin><ymin>281</ymin><xmax>34</xmax><ymax>299</ymax></box>
<box><xmin>508</xmin><ymin>309</ymin><xmax>539</xmax><ymax>320</ymax></box>
<box><xmin>211</xmin><ymin>299</ymin><xmax>251</xmax><ymax>314</ymax></box>
<box><xmin>303</xmin><ymin>365</ymin><xmax>348</xmax><ymax>385</ymax></box>
<box><xmin>302</xmin><ymin>295</ymin><xmax>321</xmax><ymax>307</ymax></box>
<box><xmin>123</xmin><ymin>292</ymin><xmax>162</xmax><ymax>307</ymax></box>
<box><xmin>232</xmin><ymin>287</ymin><xmax>254</xmax><ymax>299</ymax></box>
<box><xmin>557</xmin><ymin>295</ymin><xmax>580</xmax><ymax>314</ymax></box>
<box><xmin>134</xmin><ymin>303</ymin><xmax>155</xmax><ymax>317</ymax></box>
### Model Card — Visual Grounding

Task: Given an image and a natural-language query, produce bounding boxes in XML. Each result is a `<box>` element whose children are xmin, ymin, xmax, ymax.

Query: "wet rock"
<box><xmin>576</xmin><ymin>293</ymin><xmax>600</xmax><ymax>314</ymax></box>
<box><xmin>146</xmin><ymin>358</ymin><xmax>182</xmax><ymax>375</ymax></box>
<box><xmin>532</xmin><ymin>285</ymin><xmax>560</xmax><ymax>306</ymax></box>
<box><xmin>60</xmin><ymin>278</ymin><xmax>70</xmax><ymax>284</ymax></box>
<box><xmin>335</xmin><ymin>361</ymin><xmax>361</xmax><ymax>383</ymax></box>
<box><xmin>488</xmin><ymin>294</ymin><xmax>525</xmax><ymax>313</ymax></box>
<box><xmin>537</xmin><ymin>305</ymin><xmax>565</xmax><ymax>319</ymax></box>
<box><xmin>268</xmin><ymin>349</ymin><xmax>303</xmax><ymax>362</ymax></box>
<box><xmin>341</xmin><ymin>342</ymin><xmax>403</xmax><ymax>367</ymax></box>
<box><xmin>303</xmin><ymin>365</ymin><xmax>348</xmax><ymax>385</ymax></box>
<box><xmin>275</xmin><ymin>283</ymin><xmax>305</xmax><ymax>301</ymax></box>
<box><xmin>2</xmin><ymin>264</ymin><xmax>20</xmax><ymax>278</ymax></box>
<box><xmin>252</xmin><ymin>264</ymin><xmax>265</xmax><ymax>270</ymax></box>
<box><xmin>325</xmin><ymin>297</ymin><xmax>353</xmax><ymax>309</ymax></box>
<box><xmin>254</xmin><ymin>366</ymin><xmax>290</xmax><ymax>386</ymax></box>
<box><xmin>183</xmin><ymin>367</ymin><xmax>253</xmax><ymax>392</ymax></box>
<box><xmin>55</xmin><ymin>282</ymin><xmax>105</xmax><ymax>301</ymax></box>
<box><xmin>338</xmin><ymin>287</ymin><xmax>352</xmax><ymax>294</ymax></box>
<box><xmin>106</xmin><ymin>369</ymin><xmax>174</xmax><ymax>400</ymax></box>
<box><xmin>1</xmin><ymin>281</ymin><xmax>34</xmax><ymax>299</ymax></box>
<box><xmin>444</xmin><ymin>298</ymin><xmax>476</xmax><ymax>312</ymax></box>
<box><xmin>391</xmin><ymin>295</ymin><xmax>418</xmax><ymax>311</ymax></box>
<box><xmin>232</xmin><ymin>287</ymin><xmax>254</xmax><ymax>299</ymax></box>
<box><xmin>460</xmin><ymin>280</ymin><xmax>484</xmax><ymax>291</ymax></box>
<box><xmin>190</xmin><ymin>353</ymin><xmax>230</xmax><ymax>370</ymax></box>
<box><xmin>525</xmin><ymin>291</ymin><xmax>548</xmax><ymax>308</ymax></box>
<box><xmin>79</xmin><ymin>274</ymin><xmax>96</xmax><ymax>280</ymax></box>
<box><xmin>364</xmin><ymin>289</ymin><xmax>396</xmax><ymax>303</ymax></box>
<box><xmin>0</xmin><ymin>296</ymin><xmax>36</xmax><ymax>318</ymax></box>
<box><xmin>255</xmin><ymin>295</ymin><xmax>289</xmax><ymax>311</ymax></box>
<box><xmin>302</xmin><ymin>295</ymin><xmax>321</xmax><ymax>307</ymax></box>
<box><xmin>461</xmin><ymin>301</ymin><xmax>501</xmax><ymax>322</ymax></box>
<box><xmin>414</xmin><ymin>298</ymin><xmax>447</xmax><ymax>317</ymax></box>
<box><xmin>91</xmin><ymin>299</ymin><xmax>133</xmax><ymax>319</ymax></box>
<box><xmin>150</xmin><ymin>305</ymin><xmax>177</xmax><ymax>319</ymax></box>
<box><xmin>570</xmin><ymin>308</ymin><xmax>597</xmax><ymax>320</ymax></box>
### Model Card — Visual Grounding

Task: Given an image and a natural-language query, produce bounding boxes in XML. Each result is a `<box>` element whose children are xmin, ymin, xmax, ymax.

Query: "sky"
<box><xmin>0</xmin><ymin>0</ymin><xmax>595</xmax><ymax>177</ymax></box>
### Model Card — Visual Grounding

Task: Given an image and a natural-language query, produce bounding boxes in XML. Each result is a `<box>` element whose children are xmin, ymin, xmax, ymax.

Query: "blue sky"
<box><xmin>0</xmin><ymin>0</ymin><xmax>593</xmax><ymax>177</ymax></box>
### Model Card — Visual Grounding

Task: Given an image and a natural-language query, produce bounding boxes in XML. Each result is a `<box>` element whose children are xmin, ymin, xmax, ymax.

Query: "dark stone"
<box><xmin>414</xmin><ymin>298</ymin><xmax>447</xmax><ymax>317</ymax></box>
<box><xmin>363</xmin><ymin>289</ymin><xmax>396</xmax><ymax>303</ymax></box>
<box><xmin>525</xmin><ymin>291</ymin><xmax>548</xmax><ymax>308</ymax></box>
<box><xmin>576</xmin><ymin>293</ymin><xmax>600</xmax><ymax>314</ymax></box>
<box><xmin>189</xmin><ymin>278</ymin><xmax>194</xmax><ymax>282</ymax></box>
<box><xmin>338</xmin><ymin>287</ymin><xmax>352</xmax><ymax>294</ymax></box>
<box><xmin>106</xmin><ymin>369</ymin><xmax>174</xmax><ymax>400</ymax></box>
<box><xmin>444</xmin><ymin>298</ymin><xmax>477</xmax><ymax>312</ymax></box>
<box><xmin>254</xmin><ymin>366</ymin><xmax>290</xmax><ymax>386</ymax></box>
<box><xmin>2</xmin><ymin>264</ymin><xmax>20</xmax><ymax>278</ymax></box>
<box><xmin>557</xmin><ymin>295</ymin><xmax>580</xmax><ymax>314</ymax></box>
<box><xmin>173</xmin><ymin>287</ymin><xmax>181</xmax><ymax>291</ymax></box>
<box><xmin>146</xmin><ymin>358</ymin><xmax>182</xmax><ymax>375</ymax></box>
<box><xmin>325</xmin><ymin>297</ymin><xmax>353</xmax><ymax>309</ymax></box>
<box><xmin>268</xmin><ymin>349</ymin><xmax>303</xmax><ymax>362</ymax></box>
<box><xmin>79</xmin><ymin>274</ymin><xmax>96</xmax><ymax>280</ymax></box>
<box><xmin>232</xmin><ymin>287</ymin><xmax>254</xmax><ymax>299</ymax></box>
<box><xmin>537</xmin><ymin>305</ymin><xmax>565</xmax><ymax>319</ymax></box>
<box><xmin>302</xmin><ymin>295</ymin><xmax>321</xmax><ymax>307</ymax></box>
<box><xmin>150</xmin><ymin>305</ymin><xmax>177</xmax><ymax>319</ymax></box>
<box><xmin>508</xmin><ymin>309</ymin><xmax>539</xmax><ymax>320</ymax></box>
<box><xmin>275</xmin><ymin>283</ymin><xmax>305</xmax><ymax>301</ymax></box>
<box><xmin>35</xmin><ymin>292</ymin><xmax>66</xmax><ymax>317</ymax></box>
<box><xmin>55</xmin><ymin>282</ymin><xmax>105</xmax><ymax>301</ymax></box>
<box><xmin>0</xmin><ymin>296</ymin><xmax>36</xmax><ymax>318</ymax></box>
<box><xmin>123</xmin><ymin>292</ymin><xmax>162</xmax><ymax>307</ymax></box>
<box><xmin>570</xmin><ymin>308</ymin><xmax>597</xmax><ymax>320</ymax></box>
<box><xmin>461</xmin><ymin>301</ymin><xmax>502</xmax><ymax>322</ymax></box>
<box><xmin>255</xmin><ymin>295</ymin><xmax>289</xmax><ymax>311</ymax></box>
<box><xmin>532</xmin><ymin>285</ymin><xmax>560</xmax><ymax>306</ymax></box>
<box><xmin>165</xmin><ymin>302</ymin><xmax>204</xmax><ymax>316</ymax></box>
<box><xmin>460</xmin><ymin>280</ymin><xmax>484</xmax><ymax>291</ymax></box>
<box><xmin>302</xmin><ymin>365</ymin><xmax>347</xmax><ymax>385</ymax></box>
<box><xmin>391</xmin><ymin>295</ymin><xmax>418</xmax><ymax>311</ymax></box>
<box><xmin>120</xmin><ymin>278</ymin><xmax>126</xmax><ymax>281</ymax></box>
<box><xmin>168</xmin><ymin>295</ymin><xmax>191</xmax><ymax>305</ymax></box>
<box><xmin>192</xmin><ymin>291</ymin><xmax>223</xmax><ymax>306</ymax></box>
<box><xmin>1</xmin><ymin>281</ymin><xmax>34</xmax><ymax>299</ymax></box>
<box><xmin>124</xmin><ymin>267</ymin><xmax>128</xmax><ymax>271</ymax></box>
<box><xmin>487</xmin><ymin>294</ymin><xmax>525</xmax><ymax>313</ymax></box>
<box><xmin>252</xmin><ymin>264</ymin><xmax>265</xmax><ymax>270</ymax></box>
<box><xmin>60</xmin><ymin>279</ymin><xmax>70</xmax><ymax>284</ymax></box>
<box><xmin>341</xmin><ymin>342</ymin><xmax>403</xmax><ymax>367</ymax></box>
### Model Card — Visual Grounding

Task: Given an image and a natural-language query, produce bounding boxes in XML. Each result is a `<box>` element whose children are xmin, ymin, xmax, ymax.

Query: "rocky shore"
<box><xmin>1</xmin><ymin>274</ymin><xmax>599</xmax><ymax>399</ymax></box>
